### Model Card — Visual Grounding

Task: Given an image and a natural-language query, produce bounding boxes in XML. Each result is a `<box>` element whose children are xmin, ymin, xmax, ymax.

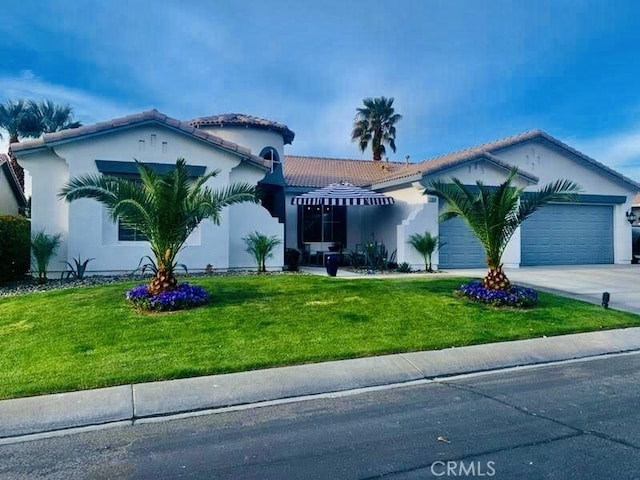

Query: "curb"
<box><xmin>2</xmin><ymin>326</ymin><xmax>640</xmax><ymax>442</ymax></box>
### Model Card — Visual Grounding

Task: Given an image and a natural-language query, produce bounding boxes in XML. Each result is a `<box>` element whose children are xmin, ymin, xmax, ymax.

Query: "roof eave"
<box><xmin>491</xmin><ymin>131</ymin><xmax>640</xmax><ymax>192</ymax></box>
<box><xmin>370</xmin><ymin>173</ymin><xmax>425</xmax><ymax>191</ymax></box>
<box><xmin>0</xmin><ymin>161</ymin><xmax>27</xmax><ymax>207</ymax></box>
<box><xmin>11</xmin><ymin>114</ymin><xmax>271</xmax><ymax>171</ymax></box>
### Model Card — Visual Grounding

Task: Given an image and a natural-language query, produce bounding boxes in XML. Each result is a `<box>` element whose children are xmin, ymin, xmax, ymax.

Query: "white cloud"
<box><xmin>573</xmin><ymin>129</ymin><xmax>640</xmax><ymax>182</ymax></box>
<box><xmin>0</xmin><ymin>73</ymin><xmax>139</xmax><ymax>125</ymax></box>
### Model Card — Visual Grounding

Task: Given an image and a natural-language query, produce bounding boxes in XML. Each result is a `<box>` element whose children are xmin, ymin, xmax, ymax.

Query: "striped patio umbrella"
<box><xmin>291</xmin><ymin>181</ymin><xmax>395</xmax><ymax>206</ymax></box>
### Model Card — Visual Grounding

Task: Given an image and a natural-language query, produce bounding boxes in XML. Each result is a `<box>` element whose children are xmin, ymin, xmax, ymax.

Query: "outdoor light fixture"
<box><xmin>602</xmin><ymin>292</ymin><xmax>610</xmax><ymax>309</ymax></box>
<box><xmin>626</xmin><ymin>209</ymin><xmax>637</xmax><ymax>225</ymax></box>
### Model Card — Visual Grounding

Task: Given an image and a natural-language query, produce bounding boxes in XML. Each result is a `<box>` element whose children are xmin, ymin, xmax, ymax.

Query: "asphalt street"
<box><xmin>1</xmin><ymin>353</ymin><xmax>639</xmax><ymax>479</ymax></box>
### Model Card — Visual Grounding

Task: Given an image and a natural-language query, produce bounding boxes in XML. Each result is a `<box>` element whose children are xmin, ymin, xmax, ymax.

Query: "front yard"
<box><xmin>1</xmin><ymin>275</ymin><xmax>639</xmax><ymax>400</ymax></box>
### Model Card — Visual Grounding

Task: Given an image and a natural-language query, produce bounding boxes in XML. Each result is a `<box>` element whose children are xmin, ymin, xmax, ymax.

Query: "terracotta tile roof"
<box><xmin>375</xmin><ymin>130</ymin><xmax>544</xmax><ymax>185</ymax></box>
<box><xmin>284</xmin><ymin>155</ymin><xmax>416</xmax><ymax>188</ymax></box>
<box><xmin>633</xmin><ymin>193</ymin><xmax>640</xmax><ymax>205</ymax></box>
<box><xmin>285</xmin><ymin>131</ymin><xmax>543</xmax><ymax>189</ymax></box>
<box><xmin>0</xmin><ymin>153</ymin><xmax>27</xmax><ymax>207</ymax></box>
<box><xmin>11</xmin><ymin>109</ymin><xmax>271</xmax><ymax>171</ymax></box>
<box><xmin>287</xmin><ymin>130</ymin><xmax>640</xmax><ymax>192</ymax></box>
<box><xmin>189</xmin><ymin>113</ymin><xmax>295</xmax><ymax>145</ymax></box>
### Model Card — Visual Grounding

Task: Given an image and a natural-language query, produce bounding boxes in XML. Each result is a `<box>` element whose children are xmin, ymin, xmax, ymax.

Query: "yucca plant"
<box><xmin>59</xmin><ymin>158</ymin><xmax>257</xmax><ymax>294</ymax></box>
<box><xmin>31</xmin><ymin>230</ymin><xmax>62</xmax><ymax>283</ymax></box>
<box><xmin>243</xmin><ymin>231</ymin><xmax>282</xmax><ymax>273</ymax></box>
<box><xmin>426</xmin><ymin>167</ymin><xmax>580</xmax><ymax>290</ymax></box>
<box><xmin>407</xmin><ymin>231</ymin><xmax>442</xmax><ymax>272</ymax></box>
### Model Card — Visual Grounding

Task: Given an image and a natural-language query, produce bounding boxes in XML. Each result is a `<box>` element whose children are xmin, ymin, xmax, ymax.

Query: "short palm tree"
<box><xmin>59</xmin><ymin>158</ymin><xmax>257</xmax><ymax>294</ymax></box>
<box><xmin>408</xmin><ymin>231</ymin><xmax>442</xmax><ymax>272</ymax></box>
<box><xmin>351</xmin><ymin>96</ymin><xmax>402</xmax><ymax>162</ymax></box>
<box><xmin>426</xmin><ymin>168</ymin><xmax>580</xmax><ymax>290</ymax></box>
<box><xmin>31</xmin><ymin>230</ymin><xmax>62</xmax><ymax>283</ymax></box>
<box><xmin>243</xmin><ymin>231</ymin><xmax>282</xmax><ymax>273</ymax></box>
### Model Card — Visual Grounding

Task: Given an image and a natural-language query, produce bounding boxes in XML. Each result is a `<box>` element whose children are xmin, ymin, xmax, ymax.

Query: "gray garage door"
<box><xmin>438</xmin><ymin>217</ymin><xmax>486</xmax><ymax>269</ymax></box>
<box><xmin>521</xmin><ymin>204</ymin><xmax>613</xmax><ymax>265</ymax></box>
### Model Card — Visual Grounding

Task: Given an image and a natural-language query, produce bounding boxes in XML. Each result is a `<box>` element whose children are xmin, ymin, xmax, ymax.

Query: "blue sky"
<box><xmin>2</xmin><ymin>0</ymin><xmax>640</xmax><ymax>180</ymax></box>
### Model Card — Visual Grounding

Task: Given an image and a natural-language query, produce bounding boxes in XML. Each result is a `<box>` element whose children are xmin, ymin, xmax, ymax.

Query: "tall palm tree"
<box><xmin>0</xmin><ymin>99</ymin><xmax>30</xmax><ymax>143</ymax></box>
<box><xmin>351</xmin><ymin>96</ymin><xmax>402</xmax><ymax>162</ymax></box>
<box><xmin>426</xmin><ymin>168</ymin><xmax>580</xmax><ymax>290</ymax></box>
<box><xmin>0</xmin><ymin>99</ymin><xmax>82</xmax><ymax>191</ymax></box>
<box><xmin>26</xmin><ymin>100</ymin><xmax>82</xmax><ymax>135</ymax></box>
<box><xmin>0</xmin><ymin>100</ymin><xmax>31</xmax><ymax>189</ymax></box>
<box><xmin>59</xmin><ymin>158</ymin><xmax>258</xmax><ymax>294</ymax></box>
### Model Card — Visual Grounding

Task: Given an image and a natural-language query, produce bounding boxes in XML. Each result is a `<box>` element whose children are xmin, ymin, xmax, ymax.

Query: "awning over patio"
<box><xmin>291</xmin><ymin>181</ymin><xmax>395</xmax><ymax>206</ymax></box>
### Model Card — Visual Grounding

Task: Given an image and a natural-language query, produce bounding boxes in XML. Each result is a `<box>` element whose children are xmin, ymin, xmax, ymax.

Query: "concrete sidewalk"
<box><xmin>2</xmin><ymin>327</ymin><xmax>640</xmax><ymax>443</ymax></box>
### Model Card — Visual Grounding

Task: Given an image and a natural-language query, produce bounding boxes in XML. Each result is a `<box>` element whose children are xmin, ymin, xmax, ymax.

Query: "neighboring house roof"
<box><xmin>10</xmin><ymin>110</ymin><xmax>272</xmax><ymax>171</ymax></box>
<box><xmin>0</xmin><ymin>154</ymin><xmax>27</xmax><ymax>209</ymax></box>
<box><xmin>286</xmin><ymin>130</ymin><xmax>640</xmax><ymax>191</ymax></box>
<box><xmin>189</xmin><ymin>113</ymin><xmax>295</xmax><ymax>145</ymax></box>
<box><xmin>633</xmin><ymin>193</ymin><xmax>640</xmax><ymax>206</ymax></box>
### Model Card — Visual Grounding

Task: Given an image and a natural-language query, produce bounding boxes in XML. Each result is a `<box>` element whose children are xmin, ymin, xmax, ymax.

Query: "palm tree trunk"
<box><xmin>482</xmin><ymin>264</ymin><xmax>511</xmax><ymax>291</ymax></box>
<box><xmin>149</xmin><ymin>267</ymin><xmax>178</xmax><ymax>295</ymax></box>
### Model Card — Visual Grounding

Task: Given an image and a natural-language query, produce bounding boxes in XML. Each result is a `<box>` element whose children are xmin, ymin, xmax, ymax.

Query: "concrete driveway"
<box><xmin>448</xmin><ymin>265</ymin><xmax>640</xmax><ymax>314</ymax></box>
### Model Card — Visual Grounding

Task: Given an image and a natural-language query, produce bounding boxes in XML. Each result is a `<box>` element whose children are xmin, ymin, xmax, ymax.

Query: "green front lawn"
<box><xmin>1</xmin><ymin>275</ymin><xmax>638</xmax><ymax>399</ymax></box>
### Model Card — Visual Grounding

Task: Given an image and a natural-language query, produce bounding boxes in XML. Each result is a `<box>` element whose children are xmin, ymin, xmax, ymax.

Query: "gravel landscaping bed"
<box><xmin>0</xmin><ymin>270</ymin><xmax>310</xmax><ymax>297</ymax></box>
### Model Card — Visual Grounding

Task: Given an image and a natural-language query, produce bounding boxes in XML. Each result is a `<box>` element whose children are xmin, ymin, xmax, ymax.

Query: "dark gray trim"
<box><xmin>95</xmin><ymin>160</ymin><xmax>206</xmax><ymax>178</ymax></box>
<box><xmin>521</xmin><ymin>192</ymin><xmax>627</xmax><ymax>204</ymax></box>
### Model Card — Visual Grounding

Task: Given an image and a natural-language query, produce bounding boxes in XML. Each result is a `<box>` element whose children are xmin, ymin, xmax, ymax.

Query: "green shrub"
<box><xmin>284</xmin><ymin>248</ymin><xmax>300</xmax><ymax>272</ymax></box>
<box><xmin>0</xmin><ymin>215</ymin><xmax>30</xmax><ymax>283</ymax></box>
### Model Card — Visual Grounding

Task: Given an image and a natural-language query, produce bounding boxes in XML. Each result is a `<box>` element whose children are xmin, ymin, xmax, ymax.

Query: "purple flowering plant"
<box><xmin>125</xmin><ymin>283</ymin><xmax>211</xmax><ymax>311</ymax></box>
<box><xmin>457</xmin><ymin>281</ymin><xmax>538</xmax><ymax>308</ymax></box>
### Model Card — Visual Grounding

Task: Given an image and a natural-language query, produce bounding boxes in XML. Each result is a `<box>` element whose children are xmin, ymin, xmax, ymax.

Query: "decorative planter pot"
<box><xmin>325</xmin><ymin>253</ymin><xmax>338</xmax><ymax>277</ymax></box>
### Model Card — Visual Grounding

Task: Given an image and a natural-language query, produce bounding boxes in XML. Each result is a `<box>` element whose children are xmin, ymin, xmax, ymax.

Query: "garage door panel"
<box><xmin>521</xmin><ymin>204</ymin><xmax>613</xmax><ymax>266</ymax></box>
<box><xmin>438</xmin><ymin>217</ymin><xmax>486</xmax><ymax>269</ymax></box>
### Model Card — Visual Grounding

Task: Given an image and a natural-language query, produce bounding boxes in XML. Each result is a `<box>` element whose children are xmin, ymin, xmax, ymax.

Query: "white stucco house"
<box><xmin>11</xmin><ymin>109</ymin><xmax>640</xmax><ymax>274</ymax></box>
<box><xmin>11</xmin><ymin>111</ymin><xmax>288</xmax><ymax>274</ymax></box>
<box><xmin>0</xmin><ymin>154</ymin><xmax>27</xmax><ymax>216</ymax></box>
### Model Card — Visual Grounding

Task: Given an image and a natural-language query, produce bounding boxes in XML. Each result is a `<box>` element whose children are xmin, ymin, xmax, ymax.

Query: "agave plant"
<box><xmin>243</xmin><ymin>231</ymin><xmax>282</xmax><ymax>273</ymax></box>
<box><xmin>31</xmin><ymin>230</ymin><xmax>62</xmax><ymax>283</ymax></box>
<box><xmin>407</xmin><ymin>231</ymin><xmax>442</xmax><ymax>272</ymax></box>
<box><xmin>59</xmin><ymin>158</ymin><xmax>257</xmax><ymax>294</ymax></box>
<box><xmin>426</xmin><ymin>168</ymin><xmax>580</xmax><ymax>290</ymax></box>
<box><xmin>62</xmin><ymin>255</ymin><xmax>95</xmax><ymax>280</ymax></box>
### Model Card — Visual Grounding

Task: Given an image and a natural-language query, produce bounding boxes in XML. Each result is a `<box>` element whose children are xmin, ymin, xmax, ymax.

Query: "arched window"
<box><xmin>259</xmin><ymin>146</ymin><xmax>280</xmax><ymax>171</ymax></box>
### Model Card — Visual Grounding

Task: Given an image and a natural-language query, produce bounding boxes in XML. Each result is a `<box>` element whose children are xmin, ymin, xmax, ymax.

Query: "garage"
<box><xmin>521</xmin><ymin>203</ymin><xmax>614</xmax><ymax>265</ymax></box>
<box><xmin>438</xmin><ymin>216</ymin><xmax>486</xmax><ymax>269</ymax></box>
